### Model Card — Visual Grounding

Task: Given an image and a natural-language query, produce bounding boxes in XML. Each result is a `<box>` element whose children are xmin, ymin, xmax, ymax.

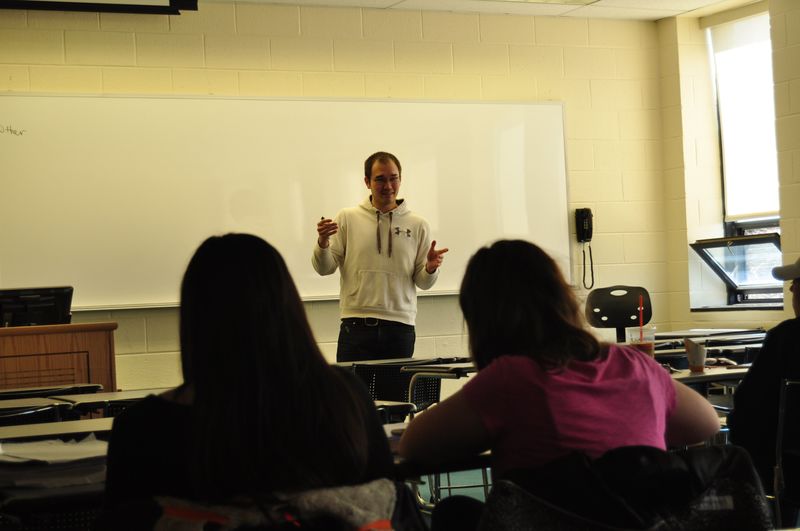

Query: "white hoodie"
<box><xmin>312</xmin><ymin>196</ymin><xmax>438</xmax><ymax>325</ymax></box>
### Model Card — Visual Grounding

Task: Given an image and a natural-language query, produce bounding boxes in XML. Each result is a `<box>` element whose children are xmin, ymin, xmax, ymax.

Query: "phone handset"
<box><xmin>575</xmin><ymin>208</ymin><xmax>594</xmax><ymax>289</ymax></box>
<box><xmin>575</xmin><ymin>208</ymin><xmax>593</xmax><ymax>243</ymax></box>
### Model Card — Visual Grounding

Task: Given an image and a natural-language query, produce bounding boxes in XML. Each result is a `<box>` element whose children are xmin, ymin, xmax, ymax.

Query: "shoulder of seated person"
<box><xmin>159</xmin><ymin>386</ymin><xmax>192</xmax><ymax>405</ymax></box>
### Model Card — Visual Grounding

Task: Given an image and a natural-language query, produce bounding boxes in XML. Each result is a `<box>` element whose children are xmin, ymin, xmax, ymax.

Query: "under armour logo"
<box><xmin>393</xmin><ymin>228</ymin><xmax>412</xmax><ymax>237</ymax></box>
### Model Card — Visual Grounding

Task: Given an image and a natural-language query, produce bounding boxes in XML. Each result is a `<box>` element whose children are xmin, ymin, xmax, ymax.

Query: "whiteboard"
<box><xmin>0</xmin><ymin>95</ymin><xmax>570</xmax><ymax>309</ymax></box>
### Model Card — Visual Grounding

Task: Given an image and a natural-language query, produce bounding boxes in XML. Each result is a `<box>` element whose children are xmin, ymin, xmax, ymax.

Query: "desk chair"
<box><xmin>375</xmin><ymin>402</ymin><xmax>417</xmax><ymax>425</ymax></box>
<box><xmin>479</xmin><ymin>445</ymin><xmax>771</xmax><ymax>531</ymax></box>
<box><xmin>585</xmin><ymin>286</ymin><xmax>651</xmax><ymax>343</ymax></box>
<box><xmin>351</xmin><ymin>362</ymin><xmax>441</xmax><ymax>420</ymax></box>
<box><xmin>0</xmin><ymin>483</ymin><xmax>104</xmax><ymax>531</ymax></box>
<box><xmin>774</xmin><ymin>379</ymin><xmax>800</xmax><ymax>528</ymax></box>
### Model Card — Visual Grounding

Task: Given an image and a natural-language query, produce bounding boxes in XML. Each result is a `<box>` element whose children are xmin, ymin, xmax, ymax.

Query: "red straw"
<box><xmin>638</xmin><ymin>294</ymin><xmax>644</xmax><ymax>341</ymax></box>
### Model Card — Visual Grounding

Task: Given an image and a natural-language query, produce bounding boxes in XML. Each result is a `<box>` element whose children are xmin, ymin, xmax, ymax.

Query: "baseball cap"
<box><xmin>772</xmin><ymin>257</ymin><xmax>800</xmax><ymax>281</ymax></box>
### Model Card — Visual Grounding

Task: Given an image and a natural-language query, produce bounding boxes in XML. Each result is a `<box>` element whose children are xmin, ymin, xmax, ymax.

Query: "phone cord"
<box><xmin>582</xmin><ymin>243</ymin><xmax>595</xmax><ymax>289</ymax></box>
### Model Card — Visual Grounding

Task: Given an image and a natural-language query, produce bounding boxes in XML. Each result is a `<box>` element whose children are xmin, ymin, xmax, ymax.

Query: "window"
<box><xmin>709</xmin><ymin>13</ymin><xmax>779</xmax><ymax>222</ymax></box>
<box><xmin>690</xmin><ymin>12</ymin><xmax>783</xmax><ymax>310</ymax></box>
<box><xmin>691</xmin><ymin>233</ymin><xmax>782</xmax><ymax>307</ymax></box>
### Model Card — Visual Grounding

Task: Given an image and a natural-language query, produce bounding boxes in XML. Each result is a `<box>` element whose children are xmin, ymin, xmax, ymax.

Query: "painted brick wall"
<box><xmin>0</xmin><ymin>3</ymin><xmax>795</xmax><ymax>389</ymax></box>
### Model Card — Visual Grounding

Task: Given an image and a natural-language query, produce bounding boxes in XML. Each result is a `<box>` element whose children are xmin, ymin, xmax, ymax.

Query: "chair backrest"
<box><xmin>104</xmin><ymin>399</ymin><xmax>141</xmax><ymax>418</ymax></box>
<box><xmin>351</xmin><ymin>363</ymin><xmax>440</xmax><ymax>415</ymax></box>
<box><xmin>585</xmin><ymin>285</ymin><xmax>652</xmax><ymax>342</ymax></box>
<box><xmin>101</xmin><ymin>480</ymin><xmax>427</xmax><ymax>531</ymax></box>
<box><xmin>774</xmin><ymin>378</ymin><xmax>800</xmax><ymax>527</ymax></box>
<box><xmin>0</xmin><ymin>483</ymin><xmax>104</xmax><ymax>531</ymax></box>
<box><xmin>487</xmin><ymin>445</ymin><xmax>772</xmax><ymax>531</ymax></box>
<box><xmin>478</xmin><ymin>480</ymin><xmax>643</xmax><ymax>531</ymax></box>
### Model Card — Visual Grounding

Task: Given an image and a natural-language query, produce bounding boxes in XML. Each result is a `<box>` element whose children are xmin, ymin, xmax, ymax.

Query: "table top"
<box><xmin>374</xmin><ymin>400</ymin><xmax>415</xmax><ymax>408</ymax></box>
<box><xmin>0</xmin><ymin>397</ymin><xmax>69</xmax><ymax>412</ymax></box>
<box><xmin>671</xmin><ymin>366</ymin><xmax>749</xmax><ymax>384</ymax></box>
<box><xmin>0</xmin><ymin>383</ymin><xmax>103</xmax><ymax>400</ymax></box>
<box><xmin>400</xmin><ymin>362</ymin><xmax>477</xmax><ymax>376</ymax></box>
<box><xmin>655</xmin><ymin>328</ymin><xmax>764</xmax><ymax>340</ymax></box>
<box><xmin>0</xmin><ymin>417</ymin><xmax>114</xmax><ymax>442</ymax></box>
<box><xmin>337</xmin><ymin>357</ymin><xmax>472</xmax><ymax>367</ymax></box>
<box><xmin>51</xmin><ymin>388</ymin><xmax>170</xmax><ymax>408</ymax></box>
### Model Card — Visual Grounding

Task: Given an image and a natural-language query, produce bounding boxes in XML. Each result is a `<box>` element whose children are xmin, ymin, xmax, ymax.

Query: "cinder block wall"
<box><xmin>0</xmin><ymin>3</ymin><xmax>795</xmax><ymax>389</ymax></box>
<box><xmin>770</xmin><ymin>0</ymin><xmax>800</xmax><ymax>294</ymax></box>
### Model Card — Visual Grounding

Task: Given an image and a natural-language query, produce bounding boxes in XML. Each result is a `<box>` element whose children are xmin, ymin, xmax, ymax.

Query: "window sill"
<box><xmin>691</xmin><ymin>303</ymin><xmax>783</xmax><ymax>312</ymax></box>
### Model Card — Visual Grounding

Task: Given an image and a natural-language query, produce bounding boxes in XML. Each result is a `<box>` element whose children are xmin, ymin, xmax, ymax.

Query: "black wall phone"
<box><xmin>575</xmin><ymin>208</ymin><xmax>593</xmax><ymax>243</ymax></box>
<box><xmin>575</xmin><ymin>208</ymin><xmax>594</xmax><ymax>288</ymax></box>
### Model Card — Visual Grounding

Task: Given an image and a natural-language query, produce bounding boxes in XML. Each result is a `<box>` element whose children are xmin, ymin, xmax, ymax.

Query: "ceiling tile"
<box><xmin>393</xmin><ymin>0</ymin><xmax>578</xmax><ymax>15</ymax></box>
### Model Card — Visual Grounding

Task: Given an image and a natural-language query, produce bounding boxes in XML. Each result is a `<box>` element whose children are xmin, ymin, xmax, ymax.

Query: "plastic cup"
<box><xmin>627</xmin><ymin>326</ymin><xmax>656</xmax><ymax>357</ymax></box>
<box><xmin>684</xmin><ymin>338</ymin><xmax>707</xmax><ymax>373</ymax></box>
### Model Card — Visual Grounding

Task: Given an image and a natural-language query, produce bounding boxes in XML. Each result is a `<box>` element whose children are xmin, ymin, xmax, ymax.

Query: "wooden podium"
<box><xmin>0</xmin><ymin>322</ymin><xmax>117</xmax><ymax>392</ymax></box>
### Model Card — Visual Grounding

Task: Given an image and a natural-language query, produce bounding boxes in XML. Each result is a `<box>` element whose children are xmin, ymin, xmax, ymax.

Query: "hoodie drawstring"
<box><xmin>376</xmin><ymin>210</ymin><xmax>381</xmax><ymax>255</ymax></box>
<box><xmin>387</xmin><ymin>211</ymin><xmax>393</xmax><ymax>257</ymax></box>
<box><xmin>375</xmin><ymin>210</ymin><xmax>393</xmax><ymax>257</ymax></box>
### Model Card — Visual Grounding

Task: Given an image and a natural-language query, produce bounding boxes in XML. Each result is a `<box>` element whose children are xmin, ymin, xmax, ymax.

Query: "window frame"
<box><xmin>690</xmin><ymin>232</ymin><xmax>783</xmax><ymax>307</ymax></box>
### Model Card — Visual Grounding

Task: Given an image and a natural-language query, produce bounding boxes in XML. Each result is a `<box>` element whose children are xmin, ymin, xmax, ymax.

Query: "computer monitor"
<box><xmin>0</xmin><ymin>286</ymin><xmax>73</xmax><ymax>327</ymax></box>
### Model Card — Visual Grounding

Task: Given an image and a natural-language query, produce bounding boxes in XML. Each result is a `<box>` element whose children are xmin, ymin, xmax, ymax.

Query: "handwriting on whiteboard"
<box><xmin>0</xmin><ymin>124</ymin><xmax>26</xmax><ymax>136</ymax></box>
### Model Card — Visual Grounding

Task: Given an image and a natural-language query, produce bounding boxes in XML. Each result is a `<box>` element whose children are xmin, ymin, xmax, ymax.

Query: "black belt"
<box><xmin>341</xmin><ymin>318</ymin><xmax>413</xmax><ymax>328</ymax></box>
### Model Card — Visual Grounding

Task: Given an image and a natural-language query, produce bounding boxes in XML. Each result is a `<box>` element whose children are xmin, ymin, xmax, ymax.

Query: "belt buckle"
<box><xmin>365</xmin><ymin>317</ymin><xmax>379</xmax><ymax>327</ymax></box>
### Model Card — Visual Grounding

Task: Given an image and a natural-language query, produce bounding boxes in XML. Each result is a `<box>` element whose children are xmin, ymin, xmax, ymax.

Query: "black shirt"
<box><xmin>728</xmin><ymin>318</ymin><xmax>800</xmax><ymax>477</ymax></box>
<box><xmin>104</xmin><ymin>366</ymin><xmax>393</xmax><ymax>507</ymax></box>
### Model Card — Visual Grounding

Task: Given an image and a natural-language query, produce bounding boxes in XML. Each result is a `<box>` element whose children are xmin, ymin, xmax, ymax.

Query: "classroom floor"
<box><xmin>415</xmin><ymin>468</ymin><xmax>489</xmax><ymax>506</ymax></box>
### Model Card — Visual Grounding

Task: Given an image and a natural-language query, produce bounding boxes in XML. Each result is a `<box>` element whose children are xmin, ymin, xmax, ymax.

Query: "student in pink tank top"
<box><xmin>399</xmin><ymin>239</ymin><xmax>719</xmax><ymax>477</ymax></box>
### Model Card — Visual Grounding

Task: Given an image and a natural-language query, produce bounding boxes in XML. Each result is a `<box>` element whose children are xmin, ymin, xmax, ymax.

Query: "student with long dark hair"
<box><xmin>399</xmin><ymin>239</ymin><xmax>719</xmax><ymax>480</ymax></box>
<box><xmin>105</xmin><ymin>234</ymin><xmax>393</xmax><ymax>510</ymax></box>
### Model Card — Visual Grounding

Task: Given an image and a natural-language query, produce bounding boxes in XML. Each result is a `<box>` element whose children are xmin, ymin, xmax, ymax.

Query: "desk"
<box><xmin>656</xmin><ymin>344</ymin><xmax>762</xmax><ymax>356</ymax></box>
<box><xmin>52</xmin><ymin>388</ymin><xmax>170</xmax><ymax>416</ymax></box>
<box><xmin>0</xmin><ymin>397</ymin><xmax>73</xmax><ymax>423</ymax></box>
<box><xmin>0</xmin><ymin>322</ymin><xmax>117</xmax><ymax>392</ymax></box>
<box><xmin>342</xmin><ymin>358</ymin><xmax>468</xmax><ymax>409</ymax></box>
<box><xmin>400</xmin><ymin>362</ymin><xmax>477</xmax><ymax>402</ymax></box>
<box><xmin>655</xmin><ymin>328</ymin><xmax>765</xmax><ymax>340</ymax></box>
<box><xmin>394</xmin><ymin>451</ymin><xmax>491</xmax><ymax>482</ymax></box>
<box><xmin>0</xmin><ymin>398</ymin><xmax>67</xmax><ymax>412</ymax></box>
<box><xmin>652</xmin><ymin>330</ymin><xmax>764</xmax><ymax>370</ymax></box>
<box><xmin>0</xmin><ymin>383</ymin><xmax>102</xmax><ymax>401</ymax></box>
<box><xmin>336</xmin><ymin>357</ymin><xmax>471</xmax><ymax>368</ymax></box>
<box><xmin>0</xmin><ymin>417</ymin><xmax>114</xmax><ymax>442</ymax></box>
<box><xmin>672</xmin><ymin>366</ymin><xmax>749</xmax><ymax>385</ymax></box>
<box><xmin>0</xmin><ymin>400</ymin><xmax>410</xmax><ymax>444</ymax></box>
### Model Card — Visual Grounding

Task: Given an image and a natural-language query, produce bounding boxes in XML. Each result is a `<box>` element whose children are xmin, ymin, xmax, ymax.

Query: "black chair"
<box><xmin>585</xmin><ymin>286</ymin><xmax>652</xmax><ymax>343</ymax></box>
<box><xmin>478</xmin><ymin>480</ymin><xmax>637</xmax><ymax>531</ymax></box>
<box><xmin>351</xmin><ymin>361</ymin><xmax>441</xmax><ymax>420</ymax></box>
<box><xmin>100</xmin><ymin>480</ymin><xmax>427</xmax><ymax>531</ymax></box>
<box><xmin>478</xmin><ymin>445</ymin><xmax>772</xmax><ymax>531</ymax></box>
<box><xmin>0</xmin><ymin>483</ymin><xmax>105</xmax><ymax>531</ymax></box>
<box><xmin>103</xmin><ymin>399</ymin><xmax>141</xmax><ymax>418</ymax></box>
<box><xmin>374</xmin><ymin>402</ymin><xmax>417</xmax><ymax>425</ymax></box>
<box><xmin>774</xmin><ymin>378</ymin><xmax>800</xmax><ymax>528</ymax></box>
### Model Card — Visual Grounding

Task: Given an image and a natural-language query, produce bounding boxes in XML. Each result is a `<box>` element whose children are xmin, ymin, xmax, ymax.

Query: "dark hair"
<box><xmin>459</xmin><ymin>239</ymin><xmax>601</xmax><ymax>371</ymax></box>
<box><xmin>364</xmin><ymin>151</ymin><xmax>402</xmax><ymax>179</ymax></box>
<box><xmin>180</xmin><ymin>233</ymin><xmax>373</xmax><ymax>500</ymax></box>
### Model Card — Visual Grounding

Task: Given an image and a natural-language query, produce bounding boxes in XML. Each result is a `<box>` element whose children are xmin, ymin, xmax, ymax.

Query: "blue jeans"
<box><xmin>336</xmin><ymin>318</ymin><xmax>415</xmax><ymax>362</ymax></box>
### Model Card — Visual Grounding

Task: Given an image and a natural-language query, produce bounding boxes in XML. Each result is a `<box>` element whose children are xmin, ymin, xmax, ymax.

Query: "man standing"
<box><xmin>313</xmin><ymin>151</ymin><xmax>448</xmax><ymax>362</ymax></box>
<box><xmin>728</xmin><ymin>256</ymin><xmax>800</xmax><ymax>521</ymax></box>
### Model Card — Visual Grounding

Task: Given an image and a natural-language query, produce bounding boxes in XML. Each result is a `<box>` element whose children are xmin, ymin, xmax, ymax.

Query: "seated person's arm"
<box><xmin>397</xmin><ymin>389</ymin><xmax>489</xmax><ymax>463</ymax></box>
<box><xmin>665</xmin><ymin>381</ymin><xmax>720</xmax><ymax>447</ymax></box>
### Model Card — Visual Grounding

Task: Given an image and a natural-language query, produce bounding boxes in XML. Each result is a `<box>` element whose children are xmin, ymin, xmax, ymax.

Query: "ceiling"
<box><xmin>211</xmin><ymin>0</ymin><xmax>761</xmax><ymax>21</ymax></box>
